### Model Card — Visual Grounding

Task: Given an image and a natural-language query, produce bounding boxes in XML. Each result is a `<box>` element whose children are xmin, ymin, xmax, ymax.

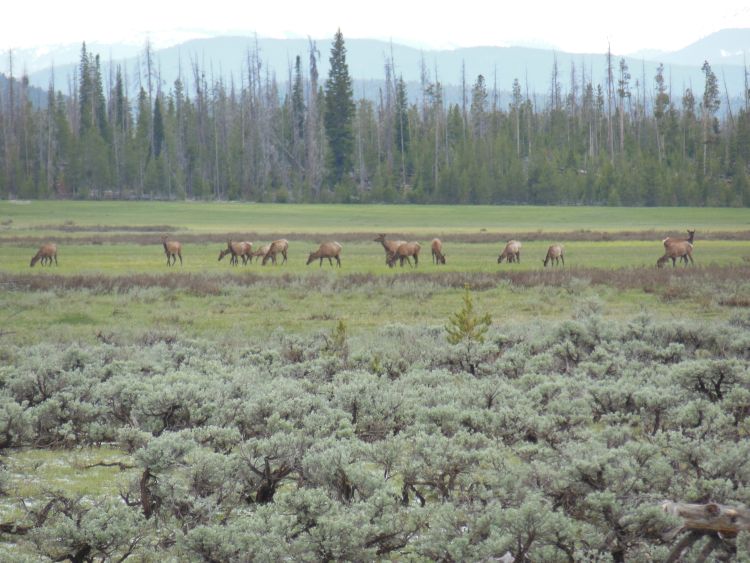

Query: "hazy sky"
<box><xmin>4</xmin><ymin>0</ymin><xmax>750</xmax><ymax>54</ymax></box>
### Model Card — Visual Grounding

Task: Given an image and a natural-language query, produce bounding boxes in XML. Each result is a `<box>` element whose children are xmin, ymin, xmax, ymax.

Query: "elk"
<box><xmin>250</xmin><ymin>244</ymin><xmax>270</xmax><ymax>263</ymax></box>
<box><xmin>542</xmin><ymin>244</ymin><xmax>564</xmax><ymax>267</ymax></box>
<box><xmin>387</xmin><ymin>242</ymin><xmax>421</xmax><ymax>268</ymax></box>
<box><xmin>219</xmin><ymin>241</ymin><xmax>253</xmax><ymax>266</ymax></box>
<box><xmin>374</xmin><ymin>234</ymin><xmax>407</xmax><ymax>267</ymax></box>
<box><xmin>663</xmin><ymin>229</ymin><xmax>695</xmax><ymax>248</ymax></box>
<box><xmin>657</xmin><ymin>241</ymin><xmax>694</xmax><ymax>268</ymax></box>
<box><xmin>306</xmin><ymin>242</ymin><xmax>343</xmax><ymax>267</ymax></box>
<box><xmin>497</xmin><ymin>240</ymin><xmax>522</xmax><ymax>263</ymax></box>
<box><xmin>431</xmin><ymin>238</ymin><xmax>446</xmax><ymax>264</ymax></box>
<box><xmin>262</xmin><ymin>239</ymin><xmax>289</xmax><ymax>266</ymax></box>
<box><xmin>30</xmin><ymin>243</ymin><xmax>58</xmax><ymax>267</ymax></box>
<box><xmin>161</xmin><ymin>235</ymin><xmax>183</xmax><ymax>266</ymax></box>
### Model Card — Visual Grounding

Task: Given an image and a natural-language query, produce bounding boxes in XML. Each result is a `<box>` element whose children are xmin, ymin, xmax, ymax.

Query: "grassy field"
<box><xmin>0</xmin><ymin>202</ymin><xmax>748</xmax><ymax>343</ymax></box>
<box><xmin>2</xmin><ymin>201</ymin><xmax>750</xmax><ymax>236</ymax></box>
<box><xmin>1</xmin><ymin>202</ymin><xmax>749</xmax><ymax>561</ymax></box>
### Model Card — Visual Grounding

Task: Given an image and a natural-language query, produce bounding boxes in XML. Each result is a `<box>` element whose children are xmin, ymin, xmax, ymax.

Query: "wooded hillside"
<box><xmin>1</xmin><ymin>33</ymin><xmax>749</xmax><ymax>206</ymax></box>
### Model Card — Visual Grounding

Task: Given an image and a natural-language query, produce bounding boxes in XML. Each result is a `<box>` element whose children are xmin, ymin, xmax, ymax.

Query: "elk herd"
<box><xmin>28</xmin><ymin>230</ymin><xmax>701</xmax><ymax>269</ymax></box>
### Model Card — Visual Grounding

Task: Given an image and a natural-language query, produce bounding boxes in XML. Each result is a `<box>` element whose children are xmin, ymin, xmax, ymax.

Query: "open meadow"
<box><xmin>1</xmin><ymin>202</ymin><xmax>749</xmax><ymax>561</ymax></box>
<box><xmin>1</xmin><ymin>201</ymin><xmax>749</xmax><ymax>341</ymax></box>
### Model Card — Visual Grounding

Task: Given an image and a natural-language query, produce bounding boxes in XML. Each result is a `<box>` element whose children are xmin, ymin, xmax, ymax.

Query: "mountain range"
<box><xmin>3</xmin><ymin>28</ymin><xmax>750</xmax><ymax>106</ymax></box>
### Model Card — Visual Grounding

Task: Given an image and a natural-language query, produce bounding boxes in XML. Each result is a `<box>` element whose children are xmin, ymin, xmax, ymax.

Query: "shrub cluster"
<box><xmin>1</xmin><ymin>315</ymin><xmax>749</xmax><ymax>560</ymax></box>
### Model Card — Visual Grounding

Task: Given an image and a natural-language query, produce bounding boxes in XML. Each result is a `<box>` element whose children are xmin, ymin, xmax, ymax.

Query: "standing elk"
<box><xmin>374</xmin><ymin>234</ymin><xmax>407</xmax><ymax>267</ymax></box>
<box><xmin>262</xmin><ymin>239</ymin><xmax>289</xmax><ymax>266</ymax></box>
<box><xmin>542</xmin><ymin>244</ymin><xmax>565</xmax><ymax>267</ymax></box>
<box><xmin>657</xmin><ymin>241</ymin><xmax>694</xmax><ymax>268</ymax></box>
<box><xmin>161</xmin><ymin>235</ymin><xmax>182</xmax><ymax>266</ymax></box>
<box><xmin>30</xmin><ymin>243</ymin><xmax>58</xmax><ymax>267</ymax></box>
<box><xmin>663</xmin><ymin>229</ymin><xmax>695</xmax><ymax>248</ymax></box>
<box><xmin>306</xmin><ymin>242</ymin><xmax>343</xmax><ymax>267</ymax></box>
<box><xmin>387</xmin><ymin>242</ymin><xmax>421</xmax><ymax>268</ymax></box>
<box><xmin>219</xmin><ymin>241</ymin><xmax>253</xmax><ymax>266</ymax></box>
<box><xmin>431</xmin><ymin>238</ymin><xmax>446</xmax><ymax>264</ymax></box>
<box><xmin>497</xmin><ymin>240</ymin><xmax>522</xmax><ymax>264</ymax></box>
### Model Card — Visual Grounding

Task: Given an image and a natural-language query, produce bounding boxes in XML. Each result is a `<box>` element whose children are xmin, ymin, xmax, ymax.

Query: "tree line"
<box><xmin>1</xmin><ymin>30</ymin><xmax>749</xmax><ymax>206</ymax></box>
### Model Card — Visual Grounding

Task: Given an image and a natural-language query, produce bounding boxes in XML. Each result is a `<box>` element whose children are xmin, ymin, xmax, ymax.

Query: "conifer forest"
<box><xmin>1</xmin><ymin>30</ymin><xmax>750</xmax><ymax>206</ymax></box>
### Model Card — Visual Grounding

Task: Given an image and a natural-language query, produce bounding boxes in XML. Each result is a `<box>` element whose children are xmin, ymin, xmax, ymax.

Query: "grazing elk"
<box><xmin>306</xmin><ymin>242</ymin><xmax>343</xmax><ymax>267</ymax></box>
<box><xmin>657</xmin><ymin>241</ymin><xmax>694</xmax><ymax>268</ymax></box>
<box><xmin>219</xmin><ymin>241</ymin><xmax>253</xmax><ymax>266</ymax></box>
<box><xmin>161</xmin><ymin>235</ymin><xmax>182</xmax><ymax>266</ymax></box>
<box><xmin>374</xmin><ymin>234</ymin><xmax>407</xmax><ymax>267</ymax></box>
<box><xmin>250</xmin><ymin>244</ymin><xmax>270</xmax><ymax>263</ymax></box>
<box><xmin>387</xmin><ymin>242</ymin><xmax>422</xmax><ymax>268</ymax></box>
<box><xmin>497</xmin><ymin>240</ymin><xmax>522</xmax><ymax>264</ymax></box>
<box><xmin>30</xmin><ymin>243</ymin><xmax>58</xmax><ymax>267</ymax></box>
<box><xmin>262</xmin><ymin>239</ymin><xmax>289</xmax><ymax>265</ymax></box>
<box><xmin>431</xmin><ymin>238</ymin><xmax>446</xmax><ymax>264</ymax></box>
<box><xmin>542</xmin><ymin>244</ymin><xmax>565</xmax><ymax>267</ymax></box>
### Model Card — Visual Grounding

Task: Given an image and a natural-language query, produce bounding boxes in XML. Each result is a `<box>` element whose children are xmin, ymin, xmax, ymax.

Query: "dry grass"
<box><xmin>1</xmin><ymin>265</ymin><xmax>747</xmax><ymax>295</ymax></box>
<box><xmin>2</xmin><ymin>229</ymin><xmax>750</xmax><ymax>247</ymax></box>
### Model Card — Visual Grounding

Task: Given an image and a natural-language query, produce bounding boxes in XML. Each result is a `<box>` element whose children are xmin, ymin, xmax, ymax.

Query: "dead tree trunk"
<box><xmin>661</xmin><ymin>501</ymin><xmax>750</xmax><ymax>562</ymax></box>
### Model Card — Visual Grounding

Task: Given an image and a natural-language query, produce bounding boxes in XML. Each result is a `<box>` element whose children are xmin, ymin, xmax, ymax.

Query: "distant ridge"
<box><xmin>8</xmin><ymin>29</ymin><xmax>750</xmax><ymax>104</ymax></box>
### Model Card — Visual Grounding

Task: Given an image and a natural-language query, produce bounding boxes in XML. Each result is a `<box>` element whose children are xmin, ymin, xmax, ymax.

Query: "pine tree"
<box><xmin>445</xmin><ymin>285</ymin><xmax>492</xmax><ymax>375</ymax></box>
<box><xmin>153</xmin><ymin>96</ymin><xmax>165</xmax><ymax>159</ymax></box>
<box><xmin>394</xmin><ymin>76</ymin><xmax>410</xmax><ymax>189</ymax></box>
<box><xmin>701</xmin><ymin>61</ymin><xmax>720</xmax><ymax>177</ymax></box>
<box><xmin>324</xmin><ymin>29</ymin><xmax>355</xmax><ymax>187</ymax></box>
<box><xmin>291</xmin><ymin>55</ymin><xmax>305</xmax><ymax>143</ymax></box>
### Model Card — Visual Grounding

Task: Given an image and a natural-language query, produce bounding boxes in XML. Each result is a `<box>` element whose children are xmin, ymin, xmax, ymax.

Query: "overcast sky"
<box><xmin>4</xmin><ymin>0</ymin><xmax>750</xmax><ymax>54</ymax></box>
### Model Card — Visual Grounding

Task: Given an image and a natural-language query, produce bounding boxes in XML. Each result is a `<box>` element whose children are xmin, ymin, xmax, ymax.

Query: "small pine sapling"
<box><xmin>445</xmin><ymin>285</ymin><xmax>492</xmax><ymax>374</ymax></box>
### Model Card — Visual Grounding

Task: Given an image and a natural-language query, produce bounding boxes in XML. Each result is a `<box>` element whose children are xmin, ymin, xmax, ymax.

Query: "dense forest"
<box><xmin>1</xmin><ymin>30</ymin><xmax>750</xmax><ymax>206</ymax></box>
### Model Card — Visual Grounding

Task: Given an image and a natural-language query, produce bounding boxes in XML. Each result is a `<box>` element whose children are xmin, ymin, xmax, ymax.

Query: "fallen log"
<box><xmin>661</xmin><ymin>501</ymin><xmax>750</xmax><ymax>538</ymax></box>
<box><xmin>661</xmin><ymin>501</ymin><xmax>750</xmax><ymax>562</ymax></box>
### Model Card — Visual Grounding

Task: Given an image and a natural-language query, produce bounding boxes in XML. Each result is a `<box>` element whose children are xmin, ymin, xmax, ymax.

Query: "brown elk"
<box><xmin>306</xmin><ymin>242</ymin><xmax>343</xmax><ymax>267</ymax></box>
<box><xmin>30</xmin><ymin>243</ymin><xmax>58</xmax><ymax>267</ymax></box>
<box><xmin>161</xmin><ymin>235</ymin><xmax>183</xmax><ymax>266</ymax></box>
<box><xmin>262</xmin><ymin>239</ymin><xmax>289</xmax><ymax>265</ymax></box>
<box><xmin>542</xmin><ymin>244</ymin><xmax>565</xmax><ymax>267</ymax></box>
<box><xmin>497</xmin><ymin>240</ymin><xmax>522</xmax><ymax>263</ymax></box>
<box><xmin>431</xmin><ymin>238</ymin><xmax>446</xmax><ymax>264</ymax></box>
<box><xmin>657</xmin><ymin>241</ymin><xmax>694</xmax><ymax>268</ymax></box>
<box><xmin>249</xmin><ymin>244</ymin><xmax>270</xmax><ymax>263</ymax></box>
<box><xmin>387</xmin><ymin>242</ymin><xmax>422</xmax><ymax>268</ymax></box>
<box><xmin>663</xmin><ymin>229</ymin><xmax>695</xmax><ymax>248</ymax></box>
<box><xmin>219</xmin><ymin>240</ymin><xmax>253</xmax><ymax>266</ymax></box>
<box><xmin>374</xmin><ymin>234</ymin><xmax>407</xmax><ymax>267</ymax></box>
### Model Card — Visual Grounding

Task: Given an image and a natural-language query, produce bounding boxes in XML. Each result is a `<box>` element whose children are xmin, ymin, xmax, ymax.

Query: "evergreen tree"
<box><xmin>701</xmin><ymin>61</ymin><xmax>720</xmax><ymax>177</ymax></box>
<box><xmin>153</xmin><ymin>96</ymin><xmax>165</xmax><ymax>159</ymax></box>
<box><xmin>324</xmin><ymin>29</ymin><xmax>355</xmax><ymax>187</ymax></box>
<box><xmin>394</xmin><ymin>76</ymin><xmax>410</xmax><ymax>188</ymax></box>
<box><xmin>291</xmin><ymin>55</ymin><xmax>305</xmax><ymax>143</ymax></box>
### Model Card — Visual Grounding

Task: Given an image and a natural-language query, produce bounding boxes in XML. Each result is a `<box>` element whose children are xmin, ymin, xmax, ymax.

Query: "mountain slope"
<box><xmin>660</xmin><ymin>28</ymin><xmax>750</xmax><ymax>67</ymax></box>
<box><xmin>19</xmin><ymin>30</ymin><xmax>750</xmax><ymax>103</ymax></box>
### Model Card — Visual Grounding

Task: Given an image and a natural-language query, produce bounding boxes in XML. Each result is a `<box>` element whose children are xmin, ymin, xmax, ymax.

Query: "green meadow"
<box><xmin>0</xmin><ymin>202</ymin><xmax>748</xmax><ymax>342</ymax></box>
<box><xmin>2</xmin><ymin>200</ymin><xmax>750</xmax><ymax>235</ymax></box>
